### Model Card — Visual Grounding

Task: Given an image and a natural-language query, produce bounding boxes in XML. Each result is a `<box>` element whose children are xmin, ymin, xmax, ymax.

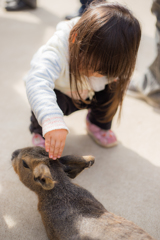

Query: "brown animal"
<box><xmin>11</xmin><ymin>146</ymin><xmax>155</xmax><ymax>240</ymax></box>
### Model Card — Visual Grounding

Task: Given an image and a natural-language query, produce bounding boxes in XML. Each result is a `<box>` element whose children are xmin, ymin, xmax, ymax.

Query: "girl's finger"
<box><xmin>45</xmin><ymin>136</ymin><xmax>51</xmax><ymax>153</ymax></box>
<box><xmin>53</xmin><ymin>140</ymin><xmax>61</xmax><ymax>160</ymax></box>
<box><xmin>49</xmin><ymin>138</ymin><xmax>56</xmax><ymax>159</ymax></box>
<box><xmin>57</xmin><ymin>141</ymin><xmax>65</xmax><ymax>158</ymax></box>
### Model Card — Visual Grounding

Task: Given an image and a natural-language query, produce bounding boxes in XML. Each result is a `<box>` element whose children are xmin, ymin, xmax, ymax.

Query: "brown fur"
<box><xmin>11</xmin><ymin>147</ymin><xmax>155</xmax><ymax>240</ymax></box>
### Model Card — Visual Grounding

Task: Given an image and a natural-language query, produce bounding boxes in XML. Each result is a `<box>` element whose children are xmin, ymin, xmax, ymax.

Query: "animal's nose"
<box><xmin>11</xmin><ymin>149</ymin><xmax>21</xmax><ymax>161</ymax></box>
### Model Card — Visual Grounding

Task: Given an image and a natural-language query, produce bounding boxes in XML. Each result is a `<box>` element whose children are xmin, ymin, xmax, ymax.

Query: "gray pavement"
<box><xmin>0</xmin><ymin>0</ymin><xmax>160</xmax><ymax>239</ymax></box>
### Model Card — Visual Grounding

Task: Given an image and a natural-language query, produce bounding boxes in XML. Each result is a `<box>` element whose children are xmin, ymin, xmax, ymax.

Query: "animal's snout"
<box><xmin>11</xmin><ymin>149</ymin><xmax>21</xmax><ymax>161</ymax></box>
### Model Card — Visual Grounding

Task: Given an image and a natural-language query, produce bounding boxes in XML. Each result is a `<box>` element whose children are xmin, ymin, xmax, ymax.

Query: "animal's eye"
<box><xmin>22</xmin><ymin>160</ymin><xmax>29</xmax><ymax>169</ymax></box>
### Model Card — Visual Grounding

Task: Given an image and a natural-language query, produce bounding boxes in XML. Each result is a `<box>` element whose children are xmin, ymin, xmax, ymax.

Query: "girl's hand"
<box><xmin>44</xmin><ymin>129</ymin><xmax>68</xmax><ymax>160</ymax></box>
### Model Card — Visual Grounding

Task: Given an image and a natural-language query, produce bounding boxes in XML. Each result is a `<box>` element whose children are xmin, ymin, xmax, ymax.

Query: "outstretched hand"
<box><xmin>44</xmin><ymin>129</ymin><xmax>68</xmax><ymax>160</ymax></box>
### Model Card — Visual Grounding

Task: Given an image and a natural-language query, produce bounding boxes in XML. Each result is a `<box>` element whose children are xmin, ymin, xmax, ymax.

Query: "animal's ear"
<box><xmin>33</xmin><ymin>163</ymin><xmax>56</xmax><ymax>190</ymax></box>
<box><xmin>59</xmin><ymin>155</ymin><xmax>95</xmax><ymax>179</ymax></box>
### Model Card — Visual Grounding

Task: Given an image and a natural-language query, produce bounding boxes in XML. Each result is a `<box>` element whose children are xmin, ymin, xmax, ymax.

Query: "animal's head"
<box><xmin>11</xmin><ymin>146</ymin><xmax>95</xmax><ymax>192</ymax></box>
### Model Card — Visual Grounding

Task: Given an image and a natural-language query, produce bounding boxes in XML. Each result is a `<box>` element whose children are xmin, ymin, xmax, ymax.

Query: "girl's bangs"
<box><xmin>84</xmin><ymin>43</ymin><xmax>126</xmax><ymax>80</ymax></box>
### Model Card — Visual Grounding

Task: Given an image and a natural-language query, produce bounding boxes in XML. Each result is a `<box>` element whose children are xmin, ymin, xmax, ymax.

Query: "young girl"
<box><xmin>26</xmin><ymin>2</ymin><xmax>141</xmax><ymax>160</ymax></box>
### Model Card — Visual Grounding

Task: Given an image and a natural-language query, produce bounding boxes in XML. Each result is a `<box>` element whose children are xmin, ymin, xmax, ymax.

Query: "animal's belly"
<box><xmin>75</xmin><ymin>213</ymin><xmax>154</xmax><ymax>240</ymax></box>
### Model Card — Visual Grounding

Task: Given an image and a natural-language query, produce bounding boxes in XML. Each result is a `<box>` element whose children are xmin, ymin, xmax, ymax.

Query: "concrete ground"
<box><xmin>0</xmin><ymin>0</ymin><xmax>160</xmax><ymax>239</ymax></box>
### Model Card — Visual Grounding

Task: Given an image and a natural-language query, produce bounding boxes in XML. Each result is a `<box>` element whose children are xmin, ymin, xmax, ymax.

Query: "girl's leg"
<box><xmin>65</xmin><ymin>0</ymin><xmax>105</xmax><ymax>20</ymax></box>
<box><xmin>89</xmin><ymin>84</ymin><xmax>113</xmax><ymax>130</ymax></box>
<box><xmin>30</xmin><ymin>89</ymin><xmax>79</xmax><ymax>146</ymax></box>
<box><xmin>80</xmin><ymin>0</ymin><xmax>94</xmax><ymax>13</ymax></box>
<box><xmin>54</xmin><ymin>89</ymin><xmax>79</xmax><ymax>115</ymax></box>
<box><xmin>86</xmin><ymin>84</ymin><xmax>118</xmax><ymax>147</ymax></box>
<box><xmin>127</xmin><ymin>0</ymin><xmax>160</xmax><ymax>107</ymax></box>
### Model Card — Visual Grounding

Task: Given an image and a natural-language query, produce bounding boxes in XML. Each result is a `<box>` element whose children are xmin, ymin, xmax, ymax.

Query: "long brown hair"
<box><xmin>69</xmin><ymin>1</ymin><xmax>141</xmax><ymax>122</ymax></box>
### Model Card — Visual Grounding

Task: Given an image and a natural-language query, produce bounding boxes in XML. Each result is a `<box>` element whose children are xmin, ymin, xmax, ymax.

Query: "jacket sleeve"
<box><xmin>25</xmin><ymin>42</ymin><xmax>69</xmax><ymax>137</ymax></box>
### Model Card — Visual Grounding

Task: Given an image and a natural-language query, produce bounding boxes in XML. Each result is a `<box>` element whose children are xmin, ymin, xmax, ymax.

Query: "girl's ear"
<box><xmin>33</xmin><ymin>163</ymin><xmax>56</xmax><ymax>190</ymax></box>
<box><xmin>59</xmin><ymin>155</ymin><xmax>95</xmax><ymax>179</ymax></box>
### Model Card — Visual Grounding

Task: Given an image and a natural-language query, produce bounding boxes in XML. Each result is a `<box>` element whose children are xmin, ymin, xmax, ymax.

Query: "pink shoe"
<box><xmin>32</xmin><ymin>133</ymin><xmax>45</xmax><ymax>148</ymax></box>
<box><xmin>86</xmin><ymin>115</ymin><xmax>118</xmax><ymax>148</ymax></box>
